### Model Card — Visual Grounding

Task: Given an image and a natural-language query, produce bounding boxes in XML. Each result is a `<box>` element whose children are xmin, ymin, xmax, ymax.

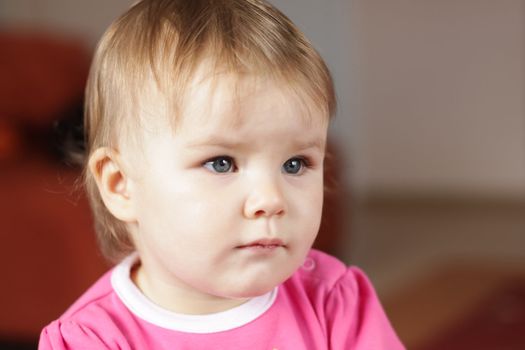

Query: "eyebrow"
<box><xmin>187</xmin><ymin>136</ymin><xmax>325</xmax><ymax>151</ymax></box>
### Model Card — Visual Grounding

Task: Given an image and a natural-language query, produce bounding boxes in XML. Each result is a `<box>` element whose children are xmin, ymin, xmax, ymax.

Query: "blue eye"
<box><xmin>204</xmin><ymin>156</ymin><xmax>235</xmax><ymax>173</ymax></box>
<box><xmin>282</xmin><ymin>157</ymin><xmax>307</xmax><ymax>175</ymax></box>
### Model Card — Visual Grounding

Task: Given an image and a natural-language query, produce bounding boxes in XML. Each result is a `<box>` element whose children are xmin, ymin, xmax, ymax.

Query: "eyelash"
<box><xmin>202</xmin><ymin>155</ymin><xmax>314</xmax><ymax>175</ymax></box>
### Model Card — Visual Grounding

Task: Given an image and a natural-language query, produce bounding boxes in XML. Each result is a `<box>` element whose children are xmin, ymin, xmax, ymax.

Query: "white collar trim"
<box><xmin>111</xmin><ymin>253</ymin><xmax>278</xmax><ymax>334</ymax></box>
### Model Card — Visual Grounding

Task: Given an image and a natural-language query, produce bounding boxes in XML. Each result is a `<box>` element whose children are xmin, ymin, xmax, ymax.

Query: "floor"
<box><xmin>337</xmin><ymin>196</ymin><xmax>525</xmax><ymax>348</ymax></box>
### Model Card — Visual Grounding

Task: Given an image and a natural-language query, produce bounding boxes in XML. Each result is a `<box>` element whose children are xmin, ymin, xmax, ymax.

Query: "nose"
<box><xmin>243</xmin><ymin>178</ymin><xmax>287</xmax><ymax>219</ymax></box>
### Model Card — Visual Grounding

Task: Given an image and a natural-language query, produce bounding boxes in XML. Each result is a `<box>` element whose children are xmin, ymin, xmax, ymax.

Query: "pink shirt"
<box><xmin>39</xmin><ymin>249</ymin><xmax>405</xmax><ymax>349</ymax></box>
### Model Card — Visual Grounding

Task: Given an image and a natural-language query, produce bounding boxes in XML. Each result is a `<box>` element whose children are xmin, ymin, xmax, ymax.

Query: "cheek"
<box><xmin>289</xmin><ymin>179</ymin><xmax>324</xmax><ymax>234</ymax></box>
<box><xmin>292</xmin><ymin>175</ymin><xmax>324</xmax><ymax>211</ymax></box>
<box><xmin>136</xmin><ymin>176</ymin><xmax>238</xmax><ymax>237</ymax></box>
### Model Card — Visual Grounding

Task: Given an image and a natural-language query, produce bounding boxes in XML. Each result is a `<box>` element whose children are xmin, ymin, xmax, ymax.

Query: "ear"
<box><xmin>88</xmin><ymin>147</ymin><xmax>136</xmax><ymax>222</ymax></box>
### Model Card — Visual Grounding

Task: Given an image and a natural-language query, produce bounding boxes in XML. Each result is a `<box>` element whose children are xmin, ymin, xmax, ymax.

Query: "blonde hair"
<box><xmin>84</xmin><ymin>0</ymin><xmax>336</xmax><ymax>262</ymax></box>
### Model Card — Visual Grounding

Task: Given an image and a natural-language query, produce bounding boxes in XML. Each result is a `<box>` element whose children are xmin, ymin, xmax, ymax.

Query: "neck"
<box><xmin>131</xmin><ymin>262</ymin><xmax>249</xmax><ymax>315</ymax></box>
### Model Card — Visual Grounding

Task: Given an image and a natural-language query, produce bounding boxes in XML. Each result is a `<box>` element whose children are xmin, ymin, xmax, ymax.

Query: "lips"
<box><xmin>237</xmin><ymin>238</ymin><xmax>285</xmax><ymax>249</ymax></box>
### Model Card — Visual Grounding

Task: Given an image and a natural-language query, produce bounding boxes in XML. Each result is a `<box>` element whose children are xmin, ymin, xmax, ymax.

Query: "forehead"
<box><xmin>176</xmin><ymin>72</ymin><xmax>328</xmax><ymax>133</ymax></box>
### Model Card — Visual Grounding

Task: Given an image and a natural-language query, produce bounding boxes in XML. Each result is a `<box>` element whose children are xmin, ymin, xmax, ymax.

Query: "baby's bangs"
<box><xmin>147</xmin><ymin>44</ymin><xmax>334</xmax><ymax>132</ymax></box>
<box><xmin>118</xmin><ymin>0</ymin><xmax>335</xmax><ymax>128</ymax></box>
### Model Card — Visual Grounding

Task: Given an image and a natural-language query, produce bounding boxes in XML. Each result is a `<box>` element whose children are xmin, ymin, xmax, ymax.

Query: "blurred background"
<box><xmin>1</xmin><ymin>0</ymin><xmax>524</xmax><ymax>349</ymax></box>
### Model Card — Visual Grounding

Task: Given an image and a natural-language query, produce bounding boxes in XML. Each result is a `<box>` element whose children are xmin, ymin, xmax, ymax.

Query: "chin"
<box><xmin>232</xmin><ymin>276</ymin><xmax>287</xmax><ymax>299</ymax></box>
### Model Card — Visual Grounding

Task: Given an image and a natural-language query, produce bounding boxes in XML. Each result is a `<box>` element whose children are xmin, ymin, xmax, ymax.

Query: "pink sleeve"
<box><xmin>324</xmin><ymin>267</ymin><xmax>406</xmax><ymax>350</ymax></box>
<box><xmin>38</xmin><ymin>320</ymin><xmax>128</xmax><ymax>350</ymax></box>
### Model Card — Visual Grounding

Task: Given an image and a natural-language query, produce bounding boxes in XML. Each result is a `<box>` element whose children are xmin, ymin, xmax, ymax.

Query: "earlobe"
<box><xmin>88</xmin><ymin>147</ymin><xmax>136</xmax><ymax>222</ymax></box>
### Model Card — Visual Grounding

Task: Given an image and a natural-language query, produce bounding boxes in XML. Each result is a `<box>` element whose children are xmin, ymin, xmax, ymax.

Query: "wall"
<box><xmin>349</xmin><ymin>0</ymin><xmax>525</xmax><ymax>198</ymax></box>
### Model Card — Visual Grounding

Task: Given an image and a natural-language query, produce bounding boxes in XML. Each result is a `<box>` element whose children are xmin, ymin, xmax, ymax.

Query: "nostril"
<box><xmin>252</xmin><ymin>208</ymin><xmax>285</xmax><ymax>218</ymax></box>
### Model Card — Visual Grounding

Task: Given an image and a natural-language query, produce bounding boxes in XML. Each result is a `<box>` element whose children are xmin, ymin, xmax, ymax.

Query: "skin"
<box><xmin>90</xmin><ymin>75</ymin><xmax>329</xmax><ymax>315</ymax></box>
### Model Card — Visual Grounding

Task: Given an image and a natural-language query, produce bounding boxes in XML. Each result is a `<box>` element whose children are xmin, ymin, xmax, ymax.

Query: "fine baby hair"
<box><xmin>83</xmin><ymin>0</ymin><xmax>336</xmax><ymax>263</ymax></box>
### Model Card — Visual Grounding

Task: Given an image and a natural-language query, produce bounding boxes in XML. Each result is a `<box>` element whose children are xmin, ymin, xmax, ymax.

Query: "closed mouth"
<box><xmin>237</xmin><ymin>238</ymin><xmax>285</xmax><ymax>249</ymax></box>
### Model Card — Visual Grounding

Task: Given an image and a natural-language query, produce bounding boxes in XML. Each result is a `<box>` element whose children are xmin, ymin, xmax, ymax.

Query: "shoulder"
<box><xmin>282</xmin><ymin>250</ymin><xmax>405</xmax><ymax>349</ymax></box>
<box><xmin>39</xmin><ymin>269</ymin><xmax>132</xmax><ymax>349</ymax></box>
<box><xmin>59</xmin><ymin>270</ymin><xmax>114</xmax><ymax>320</ymax></box>
<box><xmin>39</xmin><ymin>318</ymin><xmax>114</xmax><ymax>349</ymax></box>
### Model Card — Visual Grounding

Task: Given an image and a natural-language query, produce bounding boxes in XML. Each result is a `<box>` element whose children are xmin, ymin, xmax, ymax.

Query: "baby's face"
<box><xmin>128</xmin><ymin>76</ymin><xmax>328</xmax><ymax>313</ymax></box>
